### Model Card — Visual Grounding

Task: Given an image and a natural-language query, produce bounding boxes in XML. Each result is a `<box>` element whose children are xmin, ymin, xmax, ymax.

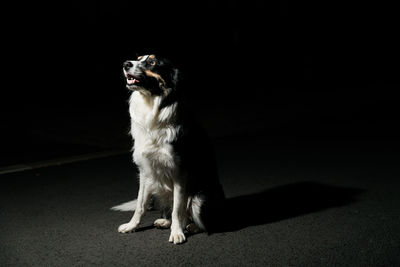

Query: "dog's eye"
<box><xmin>149</xmin><ymin>60</ymin><xmax>156</xmax><ymax>66</ymax></box>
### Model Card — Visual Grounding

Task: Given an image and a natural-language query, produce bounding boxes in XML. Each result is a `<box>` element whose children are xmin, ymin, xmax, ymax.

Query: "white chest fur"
<box><xmin>129</xmin><ymin>91</ymin><xmax>180</xmax><ymax>181</ymax></box>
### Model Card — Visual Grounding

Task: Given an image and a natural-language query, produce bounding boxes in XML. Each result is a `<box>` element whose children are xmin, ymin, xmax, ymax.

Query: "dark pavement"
<box><xmin>1</xmin><ymin>135</ymin><xmax>399</xmax><ymax>266</ymax></box>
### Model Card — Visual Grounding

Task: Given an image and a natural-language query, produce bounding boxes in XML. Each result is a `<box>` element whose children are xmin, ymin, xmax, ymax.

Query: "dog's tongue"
<box><xmin>127</xmin><ymin>78</ymin><xmax>139</xmax><ymax>85</ymax></box>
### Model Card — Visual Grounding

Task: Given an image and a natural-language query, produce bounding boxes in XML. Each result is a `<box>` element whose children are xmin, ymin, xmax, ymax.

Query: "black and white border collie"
<box><xmin>112</xmin><ymin>54</ymin><xmax>225</xmax><ymax>244</ymax></box>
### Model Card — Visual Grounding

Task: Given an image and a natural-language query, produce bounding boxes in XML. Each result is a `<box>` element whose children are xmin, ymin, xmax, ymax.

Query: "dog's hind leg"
<box><xmin>118</xmin><ymin>175</ymin><xmax>153</xmax><ymax>233</ymax></box>
<box><xmin>190</xmin><ymin>195</ymin><xmax>206</xmax><ymax>231</ymax></box>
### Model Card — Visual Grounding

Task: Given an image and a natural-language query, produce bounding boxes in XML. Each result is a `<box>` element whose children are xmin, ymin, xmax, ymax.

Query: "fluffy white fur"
<box><xmin>115</xmin><ymin>91</ymin><xmax>188</xmax><ymax>244</ymax></box>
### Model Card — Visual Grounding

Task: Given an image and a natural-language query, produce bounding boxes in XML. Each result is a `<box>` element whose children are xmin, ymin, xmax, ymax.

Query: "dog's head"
<box><xmin>123</xmin><ymin>55</ymin><xmax>179</xmax><ymax>95</ymax></box>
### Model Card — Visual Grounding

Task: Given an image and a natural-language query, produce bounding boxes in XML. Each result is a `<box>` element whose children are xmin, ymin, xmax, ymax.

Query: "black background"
<box><xmin>2</xmin><ymin>0</ymin><xmax>400</xmax><ymax>165</ymax></box>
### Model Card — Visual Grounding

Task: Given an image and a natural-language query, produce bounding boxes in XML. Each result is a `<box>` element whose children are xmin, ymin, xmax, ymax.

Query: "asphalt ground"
<box><xmin>1</xmin><ymin>136</ymin><xmax>399</xmax><ymax>266</ymax></box>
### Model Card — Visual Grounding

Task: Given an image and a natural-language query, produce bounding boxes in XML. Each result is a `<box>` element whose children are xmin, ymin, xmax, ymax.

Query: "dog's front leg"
<box><xmin>169</xmin><ymin>182</ymin><xmax>188</xmax><ymax>244</ymax></box>
<box><xmin>118</xmin><ymin>174</ymin><xmax>152</xmax><ymax>233</ymax></box>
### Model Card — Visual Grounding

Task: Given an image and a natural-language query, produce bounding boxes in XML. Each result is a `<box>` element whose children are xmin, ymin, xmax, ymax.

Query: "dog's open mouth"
<box><xmin>126</xmin><ymin>74</ymin><xmax>140</xmax><ymax>85</ymax></box>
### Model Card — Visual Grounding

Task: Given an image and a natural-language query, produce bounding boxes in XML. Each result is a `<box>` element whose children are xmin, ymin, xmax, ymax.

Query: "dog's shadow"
<box><xmin>209</xmin><ymin>181</ymin><xmax>363</xmax><ymax>233</ymax></box>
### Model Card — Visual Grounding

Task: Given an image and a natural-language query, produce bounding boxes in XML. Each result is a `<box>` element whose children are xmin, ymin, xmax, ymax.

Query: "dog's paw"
<box><xmin>154</xmin><ymin>218</ymin><xmax>171</xmax><ymax>229</ymax></box>
<box><xmin>169</xmin><ymin>229</ymin><xmax>186</xmax><ymax>244</ymax></box>
<box><xmin>118</xmin><ymin>222</ymin><xmax>137</xmax><ymax>233</ymax></box>
<box><xmin>185</xmin><ymin>223</ymin><xmax>202</xmax><ymax>234</ymax></box>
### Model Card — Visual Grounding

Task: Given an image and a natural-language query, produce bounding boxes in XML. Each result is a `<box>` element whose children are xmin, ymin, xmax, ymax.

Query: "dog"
<box><xmin>112</xmin><ymin>54</ymin><xmax>225</xmax><ymax>244</ymax></box>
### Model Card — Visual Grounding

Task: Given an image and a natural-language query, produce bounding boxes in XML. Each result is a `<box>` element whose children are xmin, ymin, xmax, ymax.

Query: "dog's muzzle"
<box><xmin>123</xmin><ymin>55</ymin><xmax>150</xmax><ymax>87</ymax></box>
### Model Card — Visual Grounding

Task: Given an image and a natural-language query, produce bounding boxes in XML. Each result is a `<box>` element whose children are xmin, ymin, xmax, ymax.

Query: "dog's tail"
<box><xmin>111</xmin><ymin>199</ymin><xmax>137</xmax><ymax>211</ymax></box>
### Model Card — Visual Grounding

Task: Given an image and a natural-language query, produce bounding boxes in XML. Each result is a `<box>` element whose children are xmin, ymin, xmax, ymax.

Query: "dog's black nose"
<box><xmin>123</xmin><ymin>61</ymin><xmax>133</xmax><ymax>71</ymax></box>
